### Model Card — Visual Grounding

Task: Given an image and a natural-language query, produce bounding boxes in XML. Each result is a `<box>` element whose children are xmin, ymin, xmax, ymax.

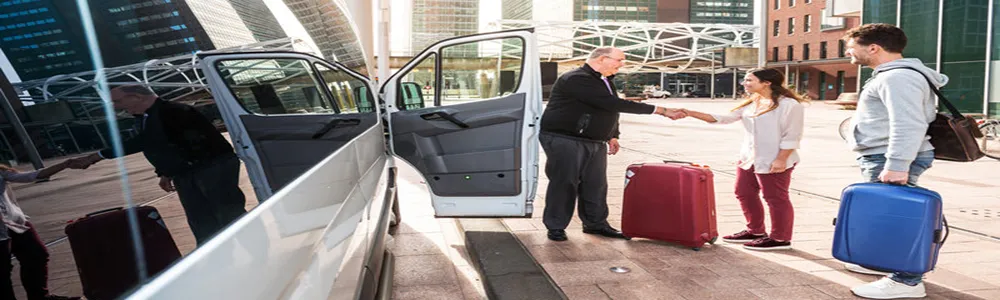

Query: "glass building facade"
<box><xmin>689</xmin><ymin>0</ymin><xmax>754</xmax><ymax>25</ymax></box>
<box><xmin>0</xmin><ymin>0</ymin><xmax>93</xmax><ymax>80</ymax></box>
<box><xmin>502</xmin><ymin>0</ymin><xmax>532</xmax><ymax>20</ymax></box>
<box><xmin>1</xmin><ymin>0</ymin><xmax>258</xmax><ymax>82</ymax></box>
<box><xmin>281</xmin><ymin>0</ymin><xmax>369</xmax><ymax>74</ymax></box>
<box><xmin>411</xmin><ymin>0</ymin><xmax>479</xmax><ymax>58</ymax></box>
<box><xmin>228</xmin><ymin>0</ymin><xmax>287</xmax><ymax>42</ymax></box>
<box><xmin>862</xmin><ymin>0</ymin><xmax>998</xmax><ymax>117</ymax></box>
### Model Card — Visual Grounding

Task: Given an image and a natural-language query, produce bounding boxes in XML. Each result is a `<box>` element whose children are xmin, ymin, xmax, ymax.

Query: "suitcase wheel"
<box><xmin>623</xmin><ymin>235</ymin><xmax>632</xmax><ymax>241</ymax></box>
<box><xmin>708</xmin><ymin>236</ymin><xmax>718</xmax><ymax>245</ymax></box>
<box><xmin>691</xmin><ymin>247</ymin><xmax>701</xmax><ymax>251</ymax></box>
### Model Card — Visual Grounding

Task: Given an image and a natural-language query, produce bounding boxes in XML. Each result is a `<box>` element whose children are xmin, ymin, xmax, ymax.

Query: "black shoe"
<box><xmin>547</xmin><ymin>229</ymin><xmax>567</xmax><ymax>241</ymax></box>
<box><xmin>583</xmin><ymin>226</ymin><xmax>631</xmax><ymax>240</ymax></box>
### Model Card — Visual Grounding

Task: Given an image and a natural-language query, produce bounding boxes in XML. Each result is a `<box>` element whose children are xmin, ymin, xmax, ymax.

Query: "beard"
<box><xmin>850</xmin><ymin>55</ymin><xmax>870</xmax><ymax>66</ymax></box>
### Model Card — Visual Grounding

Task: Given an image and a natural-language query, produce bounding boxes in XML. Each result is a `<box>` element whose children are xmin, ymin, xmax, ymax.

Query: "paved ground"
<box><xmin>388</xmin><ymin>166</ymin><xmax>488</xmax><ymax>300</ymax></box>
<box><xmin>503</xmin><ymin>98</ymin><xmax>1000</xmax><ymax>300</ymax></box>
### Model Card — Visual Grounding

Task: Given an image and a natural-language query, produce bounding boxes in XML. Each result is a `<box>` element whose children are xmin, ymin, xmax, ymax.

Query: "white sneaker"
<box><xmin>851</xmin><ymin>277</ymin><xmax>926</xmax><ymax>299</ymax></box>
<box><xmin>845</xmin><ymin>263</ymin><xmax>893</xmax><ymax>276</ymax></box>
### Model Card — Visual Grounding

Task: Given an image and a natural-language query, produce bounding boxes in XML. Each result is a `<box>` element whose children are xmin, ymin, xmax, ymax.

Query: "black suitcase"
<box><xmin>64</xmin><ymin>206</ymin><xmax>182</xmax><ymax>300</ymax></box>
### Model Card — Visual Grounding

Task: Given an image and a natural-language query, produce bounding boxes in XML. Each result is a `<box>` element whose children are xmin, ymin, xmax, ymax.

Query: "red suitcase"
<box><xmin>65</xmin><ymin>206</ymin><xmax>182</xmax><ymax>300</ymax></box>
<box><xmin>621</xmin><ymin>161</ymin><xmax>719</xmax><ymax>250</ymax></box>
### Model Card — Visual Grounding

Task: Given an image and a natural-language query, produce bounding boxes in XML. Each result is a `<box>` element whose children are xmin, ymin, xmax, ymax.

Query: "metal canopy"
<box><xmin>11</xmin><ymin>37</ymin><xmax>313</xmax><ymax>105</ymax></box>
<box><xmin>489</xmin><ymin>20</ymin><xmax>759</xmax><ymax>74</ymax></box>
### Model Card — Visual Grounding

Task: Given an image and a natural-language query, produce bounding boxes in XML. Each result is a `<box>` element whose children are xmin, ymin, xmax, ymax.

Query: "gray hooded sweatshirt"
<box><xmin>848</xmin><ymin>58</ymin><xmax>948</xmax><ymax>172</ymax></box>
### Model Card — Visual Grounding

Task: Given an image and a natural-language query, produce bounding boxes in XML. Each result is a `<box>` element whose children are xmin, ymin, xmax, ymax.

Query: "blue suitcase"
<box><xmin>832</xmin><ymin>183</ymin><xmax>949</xmax><ymax>274</ymax></box>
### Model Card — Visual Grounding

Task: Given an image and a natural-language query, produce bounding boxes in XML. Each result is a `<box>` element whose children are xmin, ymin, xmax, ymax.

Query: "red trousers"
<box><xmin>734</xmin><ymin>165</ymin><xmax>795</xmax><ymax>241</ymax></box>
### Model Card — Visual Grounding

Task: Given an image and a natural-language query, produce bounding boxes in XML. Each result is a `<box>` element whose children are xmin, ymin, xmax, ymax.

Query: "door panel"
<box><xmin>386</xmin><ymin>29</ymin><xmax>542</xmax><ymax>217</ymax></box>
<box><xmin>203</xmin><ymin>54</ymin><xmax>377</xmax><ymax>199</ymax></box>
<box><xmin>241</xmin><ymin>113</ymin><xmax>377</xmax><ymax>191</ymax></box>
<box><xmin>390</xmin><ymin>94</ymin><xmax>524</xmax><ymax>196</ymax></box>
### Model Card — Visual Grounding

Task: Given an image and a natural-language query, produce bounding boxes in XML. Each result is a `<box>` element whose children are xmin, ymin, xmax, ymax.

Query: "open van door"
<box><xmin>383</xmin><ymin>29</ymin><xmax>542</xmax><ymax>217</ymax></box>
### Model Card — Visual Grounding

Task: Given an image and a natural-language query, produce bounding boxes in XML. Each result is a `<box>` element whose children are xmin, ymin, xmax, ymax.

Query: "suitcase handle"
<box><xmin>86</xmin><ymin>207</ymin><xmax>123</xmax><ymax>217</ymax></box>
<box><xmin>937</xmin><ymin>216</ymin><xmax>950</xmax><ymax>244</ymax></box>
<box><xmin>662</xmin><ymin>160</ymin><xmax>693</xmax><ymax>165</ymax></box>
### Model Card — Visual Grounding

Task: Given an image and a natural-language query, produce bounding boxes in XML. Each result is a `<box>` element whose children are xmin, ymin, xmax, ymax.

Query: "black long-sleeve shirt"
<box><xmin>99</xmin><ymin>99</ymin><xmax>235</xmax><ymax>177</ymax></box>
<box><xmin>540</xmin><ymin>64</ymin><xmax>657</xmax><ymax>141</ymax></box>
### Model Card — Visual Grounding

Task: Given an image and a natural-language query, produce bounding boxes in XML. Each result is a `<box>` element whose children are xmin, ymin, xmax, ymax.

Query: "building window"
<box><xmin>774</xmin><ymin>0</ymin><xmax>780</xmax><ymax>9</ymax></box>
<box><xmin>804</xmin><ymin>15</ymin><xmax>811</xmax><ymax>32</ymax></box>
<box><xmin>773</xmin><ymin>20</ymin><xmax>780</xmax><ymax>36</ymax></box>
<box><xmin>787</xmin><ymin>45</ymin><xmax>794</xmax><ymax>61</ymax></box>
<box><xmin>803</xmin><ymin>43</ymin><xmax>810</xmax><ymax>60</ymax></box>
<box><xmin>799</xmin><ymin>72</ymin><xmax>809</xmax><ymax>93</ymax></box>
<box><xmin>788</xmin><ymin>17</ymin><xmax>795</xmax><ymax>35</ymax></box>
<box><xmin>772</xmin><ymin>47</ymin><xmax>779</xmax><ymax>62</ymax></box>
<box><xmin>789</xmin><ymin>0</ymin><xmax>796</xmax><ymax>7</ymax></box>
<box><xmin>820</xmin><ymin>9</ymin><xmax>846</xmax><ymax>30</ymax></box>
<box><xmin>837</xmin><ymin>71</ymin><xmax>846</xmax><ymax>94</ymax></box>
<box><xmin>820</xmin><ymin>41</ymin><xmax>827</xmax><ymax>59</ymax></box>
<box><xmin>805</xmin><ymin>0</ymin><xmax>812</xmax><ymax>3</ymax></box>
<box><xmin>838</xmin><ymin>40</ymin><xmax>846</xmax><ymax>57</ymax></box>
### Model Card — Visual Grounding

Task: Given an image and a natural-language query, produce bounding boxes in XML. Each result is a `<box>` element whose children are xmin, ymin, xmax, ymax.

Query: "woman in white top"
<box><xmin>1</xmin><ymin>160</ymin><xmax>83</xmax><ymax>300</ymax></box>
<box><xmin>681</xmin><ymin>68</ymin><xmax>806</xmax><ymax>251</ymax></box>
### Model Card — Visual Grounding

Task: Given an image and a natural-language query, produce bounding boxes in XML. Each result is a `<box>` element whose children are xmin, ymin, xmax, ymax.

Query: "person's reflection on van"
<box><xmin>72</xmin><ymin>85</ymin><xmax>247</xmax><ymax>246</ymax></box>
<box><xmin>1</xmin><ymin>160</ymin><xmax>82</xmax><ymax>300</ymax></box>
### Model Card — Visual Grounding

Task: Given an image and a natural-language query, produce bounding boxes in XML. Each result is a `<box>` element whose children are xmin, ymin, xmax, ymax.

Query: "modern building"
<box><xmin>282</xmin><ymin>0</ymin><xmax>370</xmax><ymax>74</ymax></box>
<box><xmin>0</xmin><ymin>0</ymin><xmax>258</xmax><ymax>82</ymax></box>
<box><xmin>410</xmin><ymin>0</ymin><xmax>479</xmax><ymax>57</ymax></box>
<box><xmin>501</xmin><ymin>0</ymin><xmax>532</xmax><ymax>20</ymax></box>
<box><xmin>228</xmin><ymin>0</ymin><xmax>287</xmax><ymax>42</ymax></box>
<box><xmin>827</xmin><ymin>0</ymin><xmax>998</xmax><ymax>117</ymax></box>
<box><xmin>766</xmin><ymin>0</ymin><xmax>861</xmax><ymax>100</ymax></box>
<box><xmin>568</xmin><ymin>0</ymin><xmax>755</xmax><ymax>96</ymax></box>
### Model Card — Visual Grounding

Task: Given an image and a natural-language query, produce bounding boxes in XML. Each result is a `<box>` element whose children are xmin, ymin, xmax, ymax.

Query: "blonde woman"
<box><xmin>681</xmin><ymin>68</ymin><xmax>807</xmax><ymax>251</ymax></box>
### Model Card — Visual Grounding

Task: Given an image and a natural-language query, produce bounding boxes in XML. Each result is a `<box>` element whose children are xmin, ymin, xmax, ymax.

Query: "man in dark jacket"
<box><xmin>75</xmin><ymin>85</ymin><xmax>246</xmax><ymax>245</ymax></box>
<box><xmin>540</xmin><ymin>47</ymin><xmax>684</xmax><ymax>241</ymax></box>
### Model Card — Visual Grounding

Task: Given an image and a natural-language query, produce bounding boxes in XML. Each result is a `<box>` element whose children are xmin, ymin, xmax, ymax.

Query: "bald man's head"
<box><xmin>111</xmin><ymin>85</ymin><xmax>157</xmax><ymax>114</ymax></box>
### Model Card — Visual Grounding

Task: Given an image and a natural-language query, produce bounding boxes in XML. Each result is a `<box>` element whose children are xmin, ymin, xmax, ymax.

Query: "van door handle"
<box><xmin>420</xmin><ymin>111</ymin><xmax>469</xmax><ymax>128</ymax></box>
<box><xmin>312</xmin><ymin>118</ymin><xmax>361</xmax><ymax>139</ymax></box>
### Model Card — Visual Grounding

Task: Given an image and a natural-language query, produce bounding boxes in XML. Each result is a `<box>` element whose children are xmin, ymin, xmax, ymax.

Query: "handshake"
<box><xmin>654</xmin><ymin>107</ymin><xmax>689</xmax><ymax>120</ymax></box>
<box><xmin>65</xmin><ymin>153</ymin><xmax>102</xmax><ymax>170</ymax></box>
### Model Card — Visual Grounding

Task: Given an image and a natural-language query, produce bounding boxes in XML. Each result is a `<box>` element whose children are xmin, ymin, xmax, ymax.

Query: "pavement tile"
<box><xmin>596</xmin><ymin>280</ymin><xmax>687</xmax><ymax>300</ymax></box>
<box><xmin>808</xmin><ymin>283</ymin><xmax>867</xmax><ymax>299</ymax></box>
<box><xmin>690</xmin><ymin>275</ymin><xmax>774</xmax><ymax>290</ymax></box>
<box><xmin>748</xmin><ymin>285</ymin><xmax>836</xmax><ymax>300</ymax></box>
<box><xmin>389</xmin><ymin>232</ymin><xmax>448</xmax><ymax>256</ymax></box>
<box><xmin>540</xmin><ymin>260</ymin><xmax>656</xmax><ymax>287</ymax></box>
<box><xmin>392</xmin><ymin>254</ymin><xmax>460</xmax><ymax>287</ymax></box>
<box><xmin>526</xmin><ymin>244</ymin><xmax>573</xmax><ymax>264</ymax></box>
<box><xmin>554</xmin><ymin>242</ymin><xmax>625</xmax><ymax>262</ymax></box>
<box><xmin>752</xmin><ymin>272</ymin><xmax>838</xmax><ymax>287</ymax></box>
<box><xmin>391</xmin><ymin>284</ymin><xmax>464</xmax><ymax>300</ymax></box>
<box><xmin>560</xmin><ymin>285</ymin><xmax>611</xmax><ymax>300</ymax></box>
<box><xmin>924</xmin><ymin>268</ymin><xmax>1000</xmax><ymax>291</ymax></box>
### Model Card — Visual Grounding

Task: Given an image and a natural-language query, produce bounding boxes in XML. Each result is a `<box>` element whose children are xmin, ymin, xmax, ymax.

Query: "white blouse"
<box><xmin>710</xmin><ymin>97</ymin><xmax>805</xmax><ymax>174</ymax></box>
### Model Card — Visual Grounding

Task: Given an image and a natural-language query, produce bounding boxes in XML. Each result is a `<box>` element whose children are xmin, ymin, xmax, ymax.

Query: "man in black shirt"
<box><xmin>74</xmin><ymin>85</ymin><xmax>246</xmax><ymax>245</ymax></box>
<box><xmin>540</xmin><ymin>47</ymin><xmax>685</xmax><ymax>241</ymax></box>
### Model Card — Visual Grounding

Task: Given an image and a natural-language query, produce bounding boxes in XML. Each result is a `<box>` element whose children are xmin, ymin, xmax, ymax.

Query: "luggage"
<box><xmin>832</xmin><ymin>183</ymin><xmax>949</xmax><ymax>274</ymax></box>
<box><xmin>65</xmin><ymin>206</ymin><xmax>182</xmax><ymax>300</ymax></box>
<box><xmin>621</xmin><ymin>161</ymin><xmax>719</xmax><ymax>250</ymax></box>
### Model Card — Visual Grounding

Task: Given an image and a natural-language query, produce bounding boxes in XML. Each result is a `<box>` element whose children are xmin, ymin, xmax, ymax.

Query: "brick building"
<box><xmin>766</xmin><ymin>0</ymin><xmax>860</xmax><ymax>100</ymax></box>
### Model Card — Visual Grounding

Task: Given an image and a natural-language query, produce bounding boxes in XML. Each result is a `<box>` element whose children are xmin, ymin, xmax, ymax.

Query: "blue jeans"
<box><xmin>857</xmin><ymin>150</ymin><xmax>934</xmax><ymax>286</ymax></box>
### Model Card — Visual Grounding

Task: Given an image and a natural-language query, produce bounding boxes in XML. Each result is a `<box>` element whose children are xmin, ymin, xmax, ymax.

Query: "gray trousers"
<box><xmin>172</xmin><ymin>155</ymin><xmax>247</xmax><ymax>245</ymax></box>
<box><xmin>539</xmin><ymin>132</ymin><xmax>610</xmax><ymax>230</ymax></box>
